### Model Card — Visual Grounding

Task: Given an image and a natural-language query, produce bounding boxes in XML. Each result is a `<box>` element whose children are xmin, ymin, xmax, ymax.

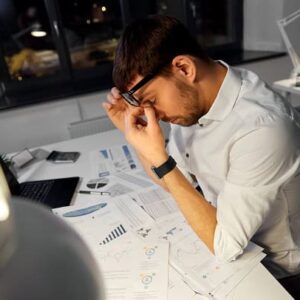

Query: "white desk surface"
<box><xmin>273</xmin><ymin>78</ymin><xmax>300</xmax><ymax>96</ymax></box>
<box><xmin>21</xmin><ymin>130</ymin><xmax>293</xmax><ymax>300</ymax></box>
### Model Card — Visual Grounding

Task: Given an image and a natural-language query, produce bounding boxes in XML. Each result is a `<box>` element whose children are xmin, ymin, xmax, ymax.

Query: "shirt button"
<box><xmin>199</xmin><ymin>123</ymin><xmax>203</xmax><ymax>127</ymax></box>
<box><xmin>186</xmin><ymin>153</ymin><xmax>189</xmax><ymax>158</ymax></box>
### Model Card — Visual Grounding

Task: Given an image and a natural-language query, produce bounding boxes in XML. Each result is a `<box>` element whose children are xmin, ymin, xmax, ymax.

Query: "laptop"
<box><xmin>0</xmin><ymin>157</ymin><xmax>80</xmax><ymax>208</ymax></box>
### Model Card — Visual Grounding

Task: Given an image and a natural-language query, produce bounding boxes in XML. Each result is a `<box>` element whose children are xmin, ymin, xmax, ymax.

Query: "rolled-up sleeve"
<box><xmin>214</xmin><ymin>123</ymin><xmax>300</xmax><ymax>261</ymax></box>
<box><xmin>214</xmin><ymin>182</ymin><xmax>279</xmax><ymax>261</ymax></box>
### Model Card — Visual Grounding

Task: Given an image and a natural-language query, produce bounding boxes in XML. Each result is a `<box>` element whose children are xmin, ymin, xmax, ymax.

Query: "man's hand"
<box><xmin>102</xmin><ymin>87</ymin><xmax>128</xmax><ymax>132</ymax></box>
<box><xmin>103</xmin><ymin>87</ymin><xmax>146</xmax><ymax>133</ymax></box>
<box><xmin>124</xmin><ymin>106</ymin><xmax>168</xmax><ymax>166</ymax></box>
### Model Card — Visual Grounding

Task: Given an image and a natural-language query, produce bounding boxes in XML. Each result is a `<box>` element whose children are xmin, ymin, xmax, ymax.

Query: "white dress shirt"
<box><xmin>167</xmin><ymin>61</ymin><xmax>300</xmax><ymax>279</ymax></box>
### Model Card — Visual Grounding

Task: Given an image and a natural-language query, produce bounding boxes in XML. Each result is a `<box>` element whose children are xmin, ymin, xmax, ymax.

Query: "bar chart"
<box><xmin>99</xmin><ymin>224</ymin><xmax>127</xmax><ymax>245</ymax></box>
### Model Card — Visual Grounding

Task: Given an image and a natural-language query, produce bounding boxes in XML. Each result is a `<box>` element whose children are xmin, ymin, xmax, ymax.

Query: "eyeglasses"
<box><xmin>121</xmin><ymin>72</ymin><xmax>157</xmax><ymax>107</ymax></box>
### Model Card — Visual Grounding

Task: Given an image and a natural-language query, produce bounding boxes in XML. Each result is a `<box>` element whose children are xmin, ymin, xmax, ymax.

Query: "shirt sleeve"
<box><xmin>214</xmin><ymin>122</ymin><xmax>300</xmax><ymax>262</ymax></box>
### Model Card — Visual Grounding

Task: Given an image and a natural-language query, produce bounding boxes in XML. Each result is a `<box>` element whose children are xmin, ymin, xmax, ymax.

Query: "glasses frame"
<box><xmin>120</xmin><ymin>60</ymin><xmax>172</xmax><ymax>107</ymax></box>
<box><xmin>121</xmin><ymin>73</ymin><xmax>157</xmax><ymax>107</ymax></box>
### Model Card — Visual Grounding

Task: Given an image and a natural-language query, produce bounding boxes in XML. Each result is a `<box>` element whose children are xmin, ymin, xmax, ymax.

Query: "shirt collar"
<box><xmin>198</xmin><ymin>61</ymin><xmax>242</xmax><ymax>124</ymax></box>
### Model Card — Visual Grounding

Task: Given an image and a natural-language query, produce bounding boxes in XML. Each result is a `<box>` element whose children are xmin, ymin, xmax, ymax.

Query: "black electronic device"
<box><xmin>46</xmin><ymin>151</ymin><xmax>80</xmax><ymax>163</ymax></box>
<box><xmin>0</xmin><ymin>156</ymin><xmax>79</xmax><ymax>208</ymax></box>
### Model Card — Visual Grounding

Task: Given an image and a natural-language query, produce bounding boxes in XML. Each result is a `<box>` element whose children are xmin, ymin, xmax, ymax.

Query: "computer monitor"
<box><xmin>277</xmin><ymin>9</ymin><xmax>300</xmax><ymax>76</ymax></box>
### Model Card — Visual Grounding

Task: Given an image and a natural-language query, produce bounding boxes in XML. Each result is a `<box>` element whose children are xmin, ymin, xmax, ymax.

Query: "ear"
<box><xmin>171</xmin><ymin>55</ymin><xmax>197</xmax><ymax>83</ymax></box>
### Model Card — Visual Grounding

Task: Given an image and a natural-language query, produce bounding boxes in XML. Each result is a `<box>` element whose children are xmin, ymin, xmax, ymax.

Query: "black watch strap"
<box><xmin>151</xmin><ymin>156</ymin><xmax>176</xmax><ymax>179</ymax></box>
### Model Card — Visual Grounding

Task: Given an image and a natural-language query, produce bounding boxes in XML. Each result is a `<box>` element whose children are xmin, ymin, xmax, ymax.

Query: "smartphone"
<box><xmin>46</xmin><ymin>151</ymin><xmax>80</xmax><ymax>163</ymax></box>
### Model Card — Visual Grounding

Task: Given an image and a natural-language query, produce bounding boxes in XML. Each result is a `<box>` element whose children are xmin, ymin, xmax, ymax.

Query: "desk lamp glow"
<box><xmin>277</xmin><ymin>9</ymin><xmax>300</xmax><ymax>81</ymax></box>
<box><xmin>12</xmin><ymin>22</ymin><xmax>47</xmax><ymax>39</ymax></box>
<box><xmin>0</xmin><ymin>166</ymin><xmax>104</xmax><ymax>300</ymax></box>
<box><xmin>12</xmin><ymin>23</ymin><xmax>47</xmax><ymax>48</ymax></box>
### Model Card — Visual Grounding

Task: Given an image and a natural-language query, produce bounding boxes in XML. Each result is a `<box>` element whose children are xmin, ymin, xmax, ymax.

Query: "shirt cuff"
<box><xmin>214</xmin><ymin>223</ymin><xmax>244</xmax><ymax>262</ymax></box>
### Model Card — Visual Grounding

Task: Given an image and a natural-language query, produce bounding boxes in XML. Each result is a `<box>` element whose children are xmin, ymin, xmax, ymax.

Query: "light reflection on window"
<box><xmin>59</xmin><ymin>0</ymin><xmax>122</xmax><ymax>70</ymax></box>
<box><xmin>1</xmin><ymin>3</ymin><xmax>60</xmax><ymax>80</ymax></box>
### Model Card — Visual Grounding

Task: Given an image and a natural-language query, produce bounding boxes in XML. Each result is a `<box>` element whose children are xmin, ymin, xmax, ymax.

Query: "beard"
<box><xmin>171</xmin><ymin>79</ymin><xmax>202</xmax><ymax>126</ymax></box>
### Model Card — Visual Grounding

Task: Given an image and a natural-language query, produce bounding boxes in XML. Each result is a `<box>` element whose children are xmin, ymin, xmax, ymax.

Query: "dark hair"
<box><xmin>112</xmin><ymin>15</ymin><xmax>209</xmax><ymax>92</ymax></box>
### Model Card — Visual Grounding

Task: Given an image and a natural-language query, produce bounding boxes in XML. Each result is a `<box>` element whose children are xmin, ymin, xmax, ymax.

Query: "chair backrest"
<box><xmin>68</xmin><ymin>116</ymin><xmax>115</xmax><ymax>139</ymax></box>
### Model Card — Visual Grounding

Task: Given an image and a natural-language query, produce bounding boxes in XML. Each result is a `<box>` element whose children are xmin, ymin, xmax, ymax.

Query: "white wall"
<box><xmin>243</xmin><ymin>0</ymin><xmax>300</xmax><ymax>52</ymax></box>
<box><xmin>0</xmin><ymin>90</ymin><xmax>109</xmax><ymax>153</ymax></box>
<box><xmin>243</xmin><ymin>0</ymin><xmax>284</xmax><ymax>51</ymax></box>
<box><xmin>240</xmin><ymin>55</ymin><xmax>292</xmax><ymax>84</ymax></box>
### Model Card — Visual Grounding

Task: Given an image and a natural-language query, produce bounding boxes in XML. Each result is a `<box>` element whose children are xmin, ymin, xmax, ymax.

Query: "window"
<box><xmin>0</xmin><ymin>0</ymin><xmax>243</xmax><ymax>109</ymax></box>
<box><xmin>58</xmin><ymin>0</ymin><xmax>123</xmax><ymax>71</ymax></box>
<box><xmin>187</xmin><ymin>0</ymin><xmax>242</xmax><ymax>51</ymax></box>
<box><xmin>1</xmin><ymin>1</ymin><xmax>61</xmax><ymax>81</ymax></box>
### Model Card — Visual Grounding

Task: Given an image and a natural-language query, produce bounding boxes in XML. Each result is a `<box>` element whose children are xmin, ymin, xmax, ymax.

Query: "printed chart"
<box><xmin>99</xmin><ymin>224</ymin><xmax>127</xmax><ymax>245</ymax></box>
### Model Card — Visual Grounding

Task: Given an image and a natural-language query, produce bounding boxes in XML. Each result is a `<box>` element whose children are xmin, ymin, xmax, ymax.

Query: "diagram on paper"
<box><xmin>91</xmin><ymin>144</ymin><xmax>139</xmax><ymax>177</ymax></box>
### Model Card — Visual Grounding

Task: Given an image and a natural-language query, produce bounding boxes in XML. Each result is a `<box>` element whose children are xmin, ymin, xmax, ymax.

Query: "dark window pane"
<box><xmin>58</xmin><ymin>0</ymin><xmax>123</xmax><ymax>70</ymax></box>
<box><xmin>189</xmin><ymin>0</ymin><xmax>234</xmax><ymax>47</ymax></box>
<box><xmin>0</xmin><ymin>0</ymin><xmax>62</xmax><ymax>81</ymax></box>
<box><xmin>127</xmin><ymin>0</ymin><xmax>240</xmax><ymax>50</ymax></box>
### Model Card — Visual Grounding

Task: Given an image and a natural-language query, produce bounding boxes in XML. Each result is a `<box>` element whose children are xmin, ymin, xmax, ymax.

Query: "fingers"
<box><xmin>102</xmin><ymin>101</ymin><xmax>112</xmax><ymax>111</ymax></box>
<box><xmin>144</xmin><ymin>106</ymin><xmax>159</xmax><ymax>129</ymax></box>
<box><xmin>103</xmin><ymin>87</ymin><xmax>125</xmax><ymax>113</ymax></box>
<box><xmin>124</xmin><ymin>109</ymin><xmax>137</xmax><ymax>133</ymax></box>
<box><xmin>106</xmin><ymin>87</ymin><xmax>121</xmax><ymax>105</ymax></box>
<box><xmin>111</xmin><ymin>87</ymin><xmax>122</xmax><ymax>99</ymax></box>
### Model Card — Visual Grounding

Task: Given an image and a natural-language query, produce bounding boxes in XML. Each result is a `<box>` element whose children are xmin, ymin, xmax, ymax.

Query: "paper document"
<box><xmin>98</xmin><ymin>238</ymin><xmax>169</xmax><ymax>300</ymax></box>
<box><xmin>111</xmin><ymin>195</ymin><xmax>154</xmax><ymax>229</ymax></box>
<box><xmin>106</xmin><ymin>182</ymin><xmax>135</xmax><ymax>197</ymax></box>
<box><xmin>211</xmin><ymin>252</ymin><xmax>266</xmax><ymax>299</ymax></box>
<box><xmin>135</xmin><ymin>213</ymin><xmax>264</xmax><ymax>298</ymax></box>
<box><xmin>90</xmin><ymin>144</ymin><xmax>140</xmax><ymax>177</ymax></box>
<box><xmin>53</xmin><ymin>201</ymin><xmax>168</xmax><ymax>300</ymax></box>
<box><xmin>114</xmin><ymin>171</ymin><xmax>153</xmax><ymax>188</ymax></box>
<box><xmin>131</xmin><ymin>186</ymin><xmax>180</xmax><ymax>220</ymax></box>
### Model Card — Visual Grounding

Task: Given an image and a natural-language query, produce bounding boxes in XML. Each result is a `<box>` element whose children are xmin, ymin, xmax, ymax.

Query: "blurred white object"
<box><xmin>277</xmin><ymin>9</ymin><xmax>300</xmax><ymax>79</ymax></box>
<box><xmin>0</xmin><ymin>167</ymin><xmax>16</xmax><ymax>269</ymax></box>
<box><xmin>0</xmin><ymin>167</ymin><xmax>104</xmax><ymax>300</ymax></box>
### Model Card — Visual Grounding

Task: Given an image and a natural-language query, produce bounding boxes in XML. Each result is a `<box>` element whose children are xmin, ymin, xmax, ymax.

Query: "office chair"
<box><xmin>0</xmin><ymin>168</ymin><xmax>104</xmax><ymax>300</ymax></box>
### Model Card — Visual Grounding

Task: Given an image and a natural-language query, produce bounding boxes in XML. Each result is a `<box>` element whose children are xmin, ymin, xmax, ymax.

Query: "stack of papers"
<box><xmin>54</xmin><ymin>198</ymin><xmax>168</xmax><ymax>300</ymax></box>
<box><xmin>135</xmin><ymin>211</ymin><xmax>265</xmax><ymax>299</ymax></box>
<box><xmin>53</xmin><ymin>145</ymin><xmax>266</xmax><ymax>299</ymax></box>
<box><xmin>54</xmin><ymin>191</ymin><xmax>265</xmax><ymax>300</ymax></box>
<box><xmin>130</xmin><ymin>187</ymin><xmax>266</xmax><ymax>299</ymax></box>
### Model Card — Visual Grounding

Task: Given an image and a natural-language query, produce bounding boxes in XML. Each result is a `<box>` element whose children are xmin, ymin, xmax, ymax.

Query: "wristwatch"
<box><xmin>151</xmin><ymin>156</ymin><xmax>177</xmax><ymax>179</ymax></box>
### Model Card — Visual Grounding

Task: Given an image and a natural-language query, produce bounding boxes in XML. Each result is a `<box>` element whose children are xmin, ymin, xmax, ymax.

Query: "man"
<box><xmin>103</xmin><ymin>15</ymin><xmax>300</xmax><ymax>295</ymax></box>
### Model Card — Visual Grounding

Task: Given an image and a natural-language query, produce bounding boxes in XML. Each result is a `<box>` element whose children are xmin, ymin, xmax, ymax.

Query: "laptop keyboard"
<box><xmin>21</xmin><ymin>180</ymin><xmax>55</xmax><ymax>203</ymax></box>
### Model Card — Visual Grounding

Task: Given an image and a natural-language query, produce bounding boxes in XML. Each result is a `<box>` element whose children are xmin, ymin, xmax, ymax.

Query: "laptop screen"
<box><xmin>0</xmin><ymin>157</ymin><xmax>21</xmax><ymax>195</ymax></box>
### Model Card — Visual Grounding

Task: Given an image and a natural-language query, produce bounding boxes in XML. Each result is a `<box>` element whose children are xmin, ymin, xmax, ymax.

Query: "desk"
<box><xmin>21</xmin><ymin>130</ymin><xmax>293</xmax><ymax>300</ymax></box>
<box><xmin>273</xmin><ymin>78</ymin><xmax>300</xmax><ymax>101</ymax></box>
